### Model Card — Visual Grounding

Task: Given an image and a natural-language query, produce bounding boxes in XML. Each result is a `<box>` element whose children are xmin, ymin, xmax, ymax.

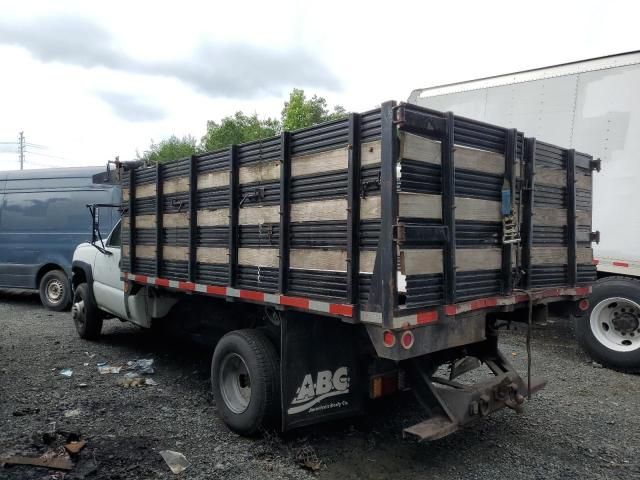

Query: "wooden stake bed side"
<box><xmin>120</xmin><ymin>102</ymin><xmax>597</xmax><ymax>329</ymax></box>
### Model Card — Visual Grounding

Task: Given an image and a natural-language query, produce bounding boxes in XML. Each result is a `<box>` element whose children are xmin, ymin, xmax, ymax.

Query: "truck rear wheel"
<box><xmin>211</xmin><ymin>329</ymin><xmax>280</xmax><ymax>435</ymax></box>
<box><xmin>39</xmin><ymin>270</ymin><xmax>71</xmax><ymax>311</ymax></box>
<box><xmin>576</xmin><ymin>276</ymin><xmax>640</xmax><ymax>371</ymax></box>
<box><xmin>72</xmin><ymin>283</ymin><xmax>103</xmax><ymax>340</ymax></box>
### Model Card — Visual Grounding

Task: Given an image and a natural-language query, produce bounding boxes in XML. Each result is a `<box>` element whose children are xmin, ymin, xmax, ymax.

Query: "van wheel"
<box><xmin>211</xmin><ymin>329</ymin><xmax>280</xmax><ymax>435</ymax></box>
<box><xmin>72</xmin><ymin>283</ymin><xmax>103</xmax><ymax>340</ymax></box>
<box><xmin>576</xmin><ymin>276</ymin><xmax>640</xmax><ymax>372</ymax></box>
<box><xmin>39</xmin><ymin>270</ymin><xmax>71</xmax><ymax>311</ymax></box>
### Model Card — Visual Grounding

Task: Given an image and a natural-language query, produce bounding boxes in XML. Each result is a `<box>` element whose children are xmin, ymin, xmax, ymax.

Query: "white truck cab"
<box><xmin>71</xmin><ymin>213</ymin><xmax>175</xmax><ymax>339</ymax></box>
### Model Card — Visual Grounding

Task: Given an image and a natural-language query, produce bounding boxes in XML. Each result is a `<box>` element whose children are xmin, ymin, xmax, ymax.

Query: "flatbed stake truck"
<box><xmin>71</xmin><ymin>101</ymin><xmax>596</xmax><ymax>440</ymax></box>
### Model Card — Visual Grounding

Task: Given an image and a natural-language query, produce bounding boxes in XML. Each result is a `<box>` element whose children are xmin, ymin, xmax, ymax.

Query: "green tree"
<box><xmin>281</xmin><ymin>88</ymin><xmax>347</xmax><ymax>131</ymax></box>
<box><xmin>138</xmin><ymin>135</ymin><xmax>198</xmax><ymax>163</ymax></box>
<box><xmin>201</xmin><ymin>112</ymin><xmax>280</xmax><ymax>151</ymax></box>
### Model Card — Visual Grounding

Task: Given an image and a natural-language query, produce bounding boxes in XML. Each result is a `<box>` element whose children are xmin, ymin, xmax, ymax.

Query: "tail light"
<box><xmin>382</xmin><ymin>330</ymin><xmax>395</xmax><ymax>348</ymax></box>
<box><xmin>400</xmin><ymin>331</ymin><xmax>415</xmax><ymax>349</ymax></box>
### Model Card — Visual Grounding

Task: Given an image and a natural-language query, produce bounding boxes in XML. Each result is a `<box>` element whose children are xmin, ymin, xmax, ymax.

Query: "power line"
<box><xmin>24</xmin><ymin>142</ymin><xmax>47</xmax><ymax>149</ymax></box>
<box><xmin>19</xmin><ymin>131</ymin><xmax>24</xmax><ymax>170</ymax></box>
<box><xmin>25</xmin><ymin>150</ymin><xmax>77</xmax><ymax>162</ymax></box>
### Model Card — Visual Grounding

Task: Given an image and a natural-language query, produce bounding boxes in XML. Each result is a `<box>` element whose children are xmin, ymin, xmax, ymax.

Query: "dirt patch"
<box><xmin>1</xmin><ymin>290</ymin><xmax>638</xmax><ymax>479</ymax></box>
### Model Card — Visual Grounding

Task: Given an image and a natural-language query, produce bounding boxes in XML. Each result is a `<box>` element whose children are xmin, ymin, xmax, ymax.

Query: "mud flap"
<box><xmin>281</xmin><ymin>313</ymin><xmax>363</xmax><ymax>431</ymax></box>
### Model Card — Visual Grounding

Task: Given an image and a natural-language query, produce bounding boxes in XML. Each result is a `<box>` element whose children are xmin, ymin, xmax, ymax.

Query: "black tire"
<box><xmin>211</xmin><ymin>329</ymin><xmax>280</xmax><ymax>435</ymax></box>
<box><xmin>72</xmin><ymin>283</ymin><xmax>103</xmax><ymax>340</ymax></box>
<box><xmin>575</xmin><ymin>276</ymin><xmax>640</xmax><ymax>372</ymax></box>
<box><xmin>39</xmin><ymin>270</ymin><xmax>71</xmax><ymax>311</ymax></box>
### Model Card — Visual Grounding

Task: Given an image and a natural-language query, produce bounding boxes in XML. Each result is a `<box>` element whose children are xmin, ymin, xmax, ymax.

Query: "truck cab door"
<box><xmin>92</xmin><ymin>221</ymin><xmax>128</xmax><ymax>319</ymax></box>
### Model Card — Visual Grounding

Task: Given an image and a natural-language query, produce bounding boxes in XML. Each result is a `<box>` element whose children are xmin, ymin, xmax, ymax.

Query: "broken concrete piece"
<box><xmin>159</xmin><ymin>450</ymin><xmax>189</xmax><ymax>474</ymax></box>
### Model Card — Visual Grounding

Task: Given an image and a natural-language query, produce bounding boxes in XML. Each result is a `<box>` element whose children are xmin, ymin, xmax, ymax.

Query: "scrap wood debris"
<box><xmin>1</xmin><ymin>452</ymin><xmax>73</xmax><ymax>471</ymax></box>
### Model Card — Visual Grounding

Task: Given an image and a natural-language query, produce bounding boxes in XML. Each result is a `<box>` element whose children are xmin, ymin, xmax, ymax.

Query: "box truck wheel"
<box><xmin>39</xmin><ymin>270</ymin><xmax>71</xmax><ymax>311</ymax></box>
<box><xmin>71</xmin><ymin>283</ymin><xmax>103</xmax><ymax>340</ymax></box>
<box><xmin>211</xmin><ymin>329</ymin><xmax>280</xmax><ymax>435</ymax></box>
<box><xmin>576</xmin><ymin>277</ymin><xmax>640</xmax><ymax>371</ymax></box>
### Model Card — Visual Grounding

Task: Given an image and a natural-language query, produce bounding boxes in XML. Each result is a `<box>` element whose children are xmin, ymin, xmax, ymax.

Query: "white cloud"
<box><xmin>0</xmin><ymin>0</ymin><xmax>637</xmax><ymax>171</ymax></box>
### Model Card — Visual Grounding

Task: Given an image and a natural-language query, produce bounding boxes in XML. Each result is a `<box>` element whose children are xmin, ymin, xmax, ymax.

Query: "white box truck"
<box><xmin>409</xmin><ymin>50</ymin><xmax>640</xmax><ymax>371</ymax></box>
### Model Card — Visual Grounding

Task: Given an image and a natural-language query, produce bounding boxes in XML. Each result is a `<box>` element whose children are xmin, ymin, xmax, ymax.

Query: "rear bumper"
<box><xmin>403</xmin><ymin>347</ymin><xmax>546</xmax><ymax>442</ymax></box>
<box><xmin>404</xmin><ymin>373</ymin><xmax>547</xmax><ymax>441</ymax></box>
<box><xmin>365</xmin><ymin>286</ymin><xmax>592</xmax><ymax>360</ymax></box>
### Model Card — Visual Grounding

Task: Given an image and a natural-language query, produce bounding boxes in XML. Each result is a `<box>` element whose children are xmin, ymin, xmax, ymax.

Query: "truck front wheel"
<box><xmin>72</xmin><ymin>283</ymin><xmax>103</xmax><ymax>340</ymax></box>
<box><xmin>576</xmin><ymin>276</ymin><xmax>640</xmax><ymax>371</ymax></box>
<box><xmin>211</xmin><ymin>329</ymin><xmax>280</xmax><ymax>435</ymax></box>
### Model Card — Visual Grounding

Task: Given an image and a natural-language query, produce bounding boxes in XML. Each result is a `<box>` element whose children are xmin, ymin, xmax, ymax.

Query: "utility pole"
<box><xmin>18</xmin><ymin>131</ymin><xmax>25</xmax><ymax>170</ymax></box>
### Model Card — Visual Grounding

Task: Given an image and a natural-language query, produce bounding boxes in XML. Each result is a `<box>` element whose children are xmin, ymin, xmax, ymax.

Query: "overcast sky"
<box><xmin>0</xmin><ymin>0</ymin><xmax>636</xmax><ymax>171</ymax></box>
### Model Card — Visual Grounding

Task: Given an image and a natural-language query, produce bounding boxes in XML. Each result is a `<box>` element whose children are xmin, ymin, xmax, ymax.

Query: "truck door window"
<box><xmin>107</xmin><ymin>222</ymin><xmax>121</xmax><ymax>248</ymax></box>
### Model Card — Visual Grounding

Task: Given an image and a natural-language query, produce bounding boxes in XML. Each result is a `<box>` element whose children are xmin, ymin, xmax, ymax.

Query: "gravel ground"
<box><xmin>1</xmin><ymin>290</ymin><xmax>638</xmax><ymax>480</ymax></box>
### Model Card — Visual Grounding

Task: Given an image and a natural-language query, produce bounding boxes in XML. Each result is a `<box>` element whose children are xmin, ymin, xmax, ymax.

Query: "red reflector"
<box><xmin>382</xmin><ymin>330</ymin><xmax>395</xmax><ymax>348</ymax></box>
<box><xmin>416</xmin><ymin>310</ymin><xmax>438</xmax><ymax>324</ymax></box>
<box><xmin>400</xmin><ymin>331</ymin><xmax>414</xmax><ymax>350</ymax></box>
<box><xmin>579</xmin><ymin>299</ymin><xmax>590</xmax><ymax>311</ymax></box>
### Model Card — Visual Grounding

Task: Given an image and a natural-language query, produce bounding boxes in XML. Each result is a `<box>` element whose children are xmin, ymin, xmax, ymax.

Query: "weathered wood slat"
<box><xmin>239</xmin><ymin>205</ymin><xmax>280</xmax><ymax>224</ymax></box>
<box><xmin>290</xmin><ymin>249</ymin><xmax>348</xmax><ymax>272</ymax></box>
<box><xmin>360</xmin><ymin>195</ymin><xmax>381</xmax><ymax>220</ymax></box>
<box><xmin>239</xmin><ymin>160</ymin><xmax>280</xmax><ymax>184</ymax></box>
<box><xmin>398</xmin><ymin>193</ymin><xmax>442</xmax><ymax>219</ymax></box>
<box><xmin>535</xmin><ymin>167</ymin><xmax>566</xmax><ymax>188</ymax></box>
<box><xmin>288</xmin><ymin>249</ymin><xmax>377</xmax><ymax>272</ymax></box>
<box><xmin>361</xmin><ymin>140</ymin><xmax>381</xmax><ymax>166</ymax></box>
<box><xmin>198</xmin><ymin>208</ymin><xmax>230</xmax><ymax>226</ymax></box>
<box><xmin>123</xmin><ymin>244</ymin><xmax>156</xmax><ymax>258</ymax></box>
<box><xmin>456</xmin><ymin>197</ymin><xmax>502</xmax><ymax>222</ymax></box>
<box><xmin>198</xmin><ymin>170</ymin><xmax>230</xmax><ymax>189</ymax></box>
<box><xmin>163</xmin><ymin>245</ymin><xmax>189</xmax><ymax>261</ymax></box>
<box><xmin>533</xmin><ymin>207</ymin><xmax>568</xmax><ymax>226</ymax></box>
<box><xmin>239</xmin><ymin>247</ymin><xmax>279</xmax><ymax>267</ymax></box>
<box><xmin>531</xmin><ymin>247</ymin><xmax>568</xmax><ymax>265</ymax></box>
<box><xmin>577</xmin><ymin>210</ymin><xmax>591</xmax><ymax>226</ymax></box>
<box><xmin>359</xmin><ymin>250</ymin><xmax>376</xmax><ymax>273</ymax></box>
<box><xmin>291</xmin><ymin>199</ymin><xmax>346</xmax><ymax>222</ymax></box>
<box><xmin>400</xmin><ymin>247</ymin><xmax>504</xmax><ymax>275</ymax></box>
<box><xmin>291</xmin><ymin>147</ymin><xmax>348</xmax><ymax>177</ymax></box>
<box><xmin>576</xmin><ymin>173</ymin><xmax>592</xmax><ymax>190</ymax></box>
<box><xmin>457</xmin><ymin>248</ymin><xmax>502</xmax><ymax>271</ymax></box>
<box><xmin>163</xmin><ymin>177</ymin><xmax>189</xmax><ymax>194</ymax></box>
<box><xmin>454</xmin><ymin>146</ymin><xmax>505</xmax><ymax>175</ymax></box>
<box><xmin>123</xmin><ymin>183</ymin><xmax>155</xmax><ymax>200</ymax></box>
<box><xmin>163</xmin><ymin>213</ymin><xmax>190</xmax><ymax>228</ymax></box>
<box><xmin>397</xmin><ymin>194</ymin><xmax>501</xmax><ymax>222</ymax></box>
<box><xmin>400</xmin><ymin>249</ymin><xmax>443</xmax><ymax>275</ymax></box>
<box><xmin>400</xmin><ymin>132</ymin><xmax>441</xmax><ymax>164</ymax></box>
<box><xmin>197</xmin><ymin>247</ymin><xmax>228</xmax><ymax>263</ymax></box>
<box><xmin>577</xmin><ymin>247</ymin><xmax>593</xmax><ymax>264</ymax></box>
<box><xmin>123</xmin><ymin>215</ymin><xmax>156</xmax><ymax>229</ymax></box>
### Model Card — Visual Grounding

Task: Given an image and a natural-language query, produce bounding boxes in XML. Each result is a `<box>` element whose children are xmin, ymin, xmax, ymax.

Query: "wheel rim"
<box><xmin>590</xmin><ymin>297</ymin><xmax>640</xmax><ymax>352</ymax></box>
<box><xmin>72</xmin><ymin>299</ymin><xmax>86</xmax><ymax>327</ymax></box>
<box><xmin>219</xmin><ymin>353</ymin><xmax>251</xmax><ymax>414</ymax></box>
<box><xmin>46</xmin><ymin>279</ymin><xmax>65</xmax><ymax>304</ymax></box>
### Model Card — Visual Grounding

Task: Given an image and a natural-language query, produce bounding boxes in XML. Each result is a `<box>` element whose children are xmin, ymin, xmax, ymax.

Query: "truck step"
<box><xmin>403</xmin><ymin>415</ymin><xmax>458</xmax><ymax>441</ymax></box>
